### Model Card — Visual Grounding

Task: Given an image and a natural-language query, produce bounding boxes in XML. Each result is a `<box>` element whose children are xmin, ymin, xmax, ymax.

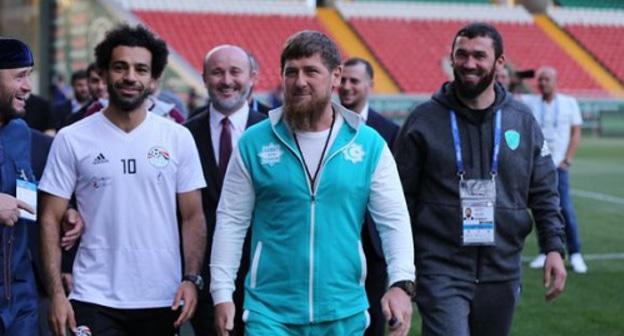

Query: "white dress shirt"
<box><xmin>209</xmin><ymin>104</ymin><xmax>250</xmax><ymax>165</ymax></box>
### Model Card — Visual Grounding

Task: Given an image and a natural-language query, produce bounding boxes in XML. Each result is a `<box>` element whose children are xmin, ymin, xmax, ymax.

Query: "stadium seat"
<box><xmin>134</xmin><ymin>10</ymin><xmax>330</xmax><ymax>92</ymax></box>
<box><xmin>349</xmin><ymin>17</ymin><xmax>604</xmax><ymax>95</ymax></box>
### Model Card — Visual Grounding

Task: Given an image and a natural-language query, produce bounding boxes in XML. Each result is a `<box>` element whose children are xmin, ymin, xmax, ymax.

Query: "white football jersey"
<box><xmin>39</xmin><ymin>112</ymin><xmax>206</xmax><ymax>308</ymax></box>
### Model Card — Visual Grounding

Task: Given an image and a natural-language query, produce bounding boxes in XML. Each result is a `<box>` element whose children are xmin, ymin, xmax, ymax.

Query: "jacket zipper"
<box><xmin>475</xmin><ymin>124</ymin><xmax>487</xmax><ymax>283</ymax></box>
<box><xmin>271</xmin><ymin>130</ymin><xmax>317</xmax><ymax>322</ymax></box>
<box><xmin>475</xmin><ymin>115</ymin><xmax>496</xmax><ymax>283</ymax></box>
<box><xmin>3</xmin><ymin>227</ymin><xmax>12</xmax><ymax>300</ymax></box>
<box><xmin>273</xmin><ymin>123</ymin><xmax>360</xmax><ymax>322</ymax></box>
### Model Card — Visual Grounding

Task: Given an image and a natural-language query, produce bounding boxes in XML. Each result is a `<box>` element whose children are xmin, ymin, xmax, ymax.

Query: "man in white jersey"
<box><xmin>522</xmin><ymin>66</ymin><xmax>588</xmax><ymax>274</ymax></box>
<box><xmin>39</xmin><ymin>25</ymin><xmax>207</xmax><ymax>335</ymax></box>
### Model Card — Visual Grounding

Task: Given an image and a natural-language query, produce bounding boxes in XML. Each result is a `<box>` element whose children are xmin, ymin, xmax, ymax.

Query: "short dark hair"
<box><xmin>94</xmin><ymin>24</ymin><xmax>169</xmax><ymax>79</ymax></box>
<box><xmin>86</xmin><ymin>62</ymin><xmax>99</xmax><ymax>78</ymax></box>
<box><xmin>70</xmin><ymin>69</ymin><xmax>87</xmax><ymax>84</ymax></box>
<box><xmin>451</xmin><ymin>22</ymin><xmax>504</xmax><ymax>59</ymax></box>
<box><xmin>280</xmin><ymin>30</ymin><xmax>341</xmax><ymax>72</ymax></box>
<box><xmin>344</xmin><ymin>57</ymin><xmax>374</xmax><ymax>80</ymax></box>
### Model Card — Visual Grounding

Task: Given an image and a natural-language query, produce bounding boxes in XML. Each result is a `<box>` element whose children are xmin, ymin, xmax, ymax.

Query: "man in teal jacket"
<box><xmin>211</xmin><ymin>31</ymin><xmax>415</xmax><ymax>336</ymax></box>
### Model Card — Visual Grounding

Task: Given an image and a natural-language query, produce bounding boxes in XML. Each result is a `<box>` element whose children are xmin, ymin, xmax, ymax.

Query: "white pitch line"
<box><xmin>523</xmin><ymin>253</ymin><xmax>624</xmax><ymax>262</ymax></box>
<box><xmin>571</xmin><ymin>189</ymin><xmax>624</xmax><ymax>206</ymax></box>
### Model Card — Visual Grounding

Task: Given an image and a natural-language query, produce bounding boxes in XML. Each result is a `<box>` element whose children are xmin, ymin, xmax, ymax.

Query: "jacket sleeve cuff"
<box><xmin>387</xmin><ymin>269</ymin><xmax>416</xmax><ymax>288</ymax></box>
<box><xmin>211</xmin><ymin>289</ymin><xmax>234</xmax><ymax>305</ymax></box>
<box><xmin>544</xmin><ymin>246</ymin><xmax>566</xmax><ymax>259</ymax></box>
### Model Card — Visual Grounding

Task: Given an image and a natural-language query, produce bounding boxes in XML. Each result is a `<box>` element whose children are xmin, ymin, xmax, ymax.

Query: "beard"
<box><xmin>209</xmin><ymin>82</ymin><xmax>251</xmax><ymax>114</ymax></box>
<box><xmin>0</xmin><ymin>104</ymin><xmax>15</xmax><ymax>122</ymax></box>
<box><xmin>453</xmin><ymin>65</ymin><xmax>496</xmax><ymax>100</ymax></box>
<box><xmin>108</xmin><ymin>80</ymin><xmax>151</xmax><ymax>112</ymax></box>
<box><xmin>283</xmin><ymin>88</ymin><xmax>331</xmax><ymax>131</ymax></box>
<box><xmin>0</xmin><ymin>92</ymin><xmax>22</xmax><ymax>122</ymax></box>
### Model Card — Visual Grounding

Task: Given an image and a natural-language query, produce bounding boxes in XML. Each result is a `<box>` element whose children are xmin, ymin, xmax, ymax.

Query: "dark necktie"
<box><xmin>219</xmin><ymin>117</ymin><xmax>232</xmax><ymax>183</ymax></box>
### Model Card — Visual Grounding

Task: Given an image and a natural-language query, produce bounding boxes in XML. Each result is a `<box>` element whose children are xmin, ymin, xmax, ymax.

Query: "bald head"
<box><xmin>203</xmin><ymin>45</ymin><xmax>252</xmax><ymax>74</ymax></box>
<box><xmin>202</xmin><ymin>45</ymin><xmax>256</xmax><ymax>115</ymax></box>
<box><xmin>537</xmin><ymin>66</ymin><xmax>557</xmax><ymax>100</ymax></box>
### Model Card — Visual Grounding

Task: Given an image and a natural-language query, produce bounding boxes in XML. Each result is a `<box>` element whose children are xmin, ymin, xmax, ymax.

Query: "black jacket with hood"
<box><xmin>394</xmin><ymin>82</ymin><xmax>565</xmax><ymax>283</ymax></box>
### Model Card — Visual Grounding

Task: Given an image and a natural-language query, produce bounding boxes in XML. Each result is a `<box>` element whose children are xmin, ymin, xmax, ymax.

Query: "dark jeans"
<box><xmin>557</xmin><ymin>168</ymin><xmax>582</xmax><ymax>255</ymax></box>
<box><xmin>71</xmin><ymin>300</ymin><xmax>179</xmax><ymax>336</ymax></box>
<box><xmin>415</xmin><ymin>275</ymin><xmax>521</xmax><ymax>336</ymax></box>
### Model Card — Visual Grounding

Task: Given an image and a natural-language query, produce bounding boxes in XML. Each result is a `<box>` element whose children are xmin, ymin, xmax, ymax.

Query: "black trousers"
<box><xmin>71</xmin><ymin>300</ymin><xmax>179</xmax><ymax>336</ymax></box>
<box><xmin>362</xmin><ymin>225</ymin><xmax>388</xmax><ymax>336</ymax></box>
<box><xmin>415</xmin><ymin>275</ymin><xmax>521</xmax><ymax>336</ymax></box>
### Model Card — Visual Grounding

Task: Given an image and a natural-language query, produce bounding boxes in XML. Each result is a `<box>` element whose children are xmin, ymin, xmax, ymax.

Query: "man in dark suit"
<box><xmin>62</xmin><ymin>63</ymin><xmax>109</xmax><ymax>128</ymax></box>
<box><xmin>247</xmin><ymin>52</ymin><xmax>272</xmax><ymax>115</ymax></box>
<box><xmin>50</xmin><ymin>69</ymin><xmax>90</xmax><ymax>131</ymax></box>
<box><xmin>339</xmin><ymin>57</ymin><xmax>399</xmax><ymax>336</ymax></box>
<box><xmin>186</xmin><ymin>45</ymin><xmax>266</xmax><ymax>336</ymax></box>
<box><xmin>189</xmin><ymin>51</ymin><xmax>271</xmax><ymax>120</ymax></box>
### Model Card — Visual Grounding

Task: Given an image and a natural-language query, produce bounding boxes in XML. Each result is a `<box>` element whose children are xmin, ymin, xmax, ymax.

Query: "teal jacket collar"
<box><xmin>268</xmin><ymin>102</ymin><xmax>362</xmax><ymax>158</ymax></box>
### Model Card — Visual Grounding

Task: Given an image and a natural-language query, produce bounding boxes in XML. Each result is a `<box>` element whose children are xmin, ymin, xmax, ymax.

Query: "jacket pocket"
<box><xmin>250</xmin><ymin>241</ymin><xmax>263</xmax><ymax>289</ymax></box>
<box><xmin>358</xmin><ymin>241</ymin><xmax>367</xmax><ymax>286</ymax></box>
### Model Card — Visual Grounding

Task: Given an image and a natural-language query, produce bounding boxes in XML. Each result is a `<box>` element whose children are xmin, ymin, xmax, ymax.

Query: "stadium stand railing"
<box><xmin>556</xmin><ymin>0</ymin><xmax>624</xmax><ymax>10</ymax></box>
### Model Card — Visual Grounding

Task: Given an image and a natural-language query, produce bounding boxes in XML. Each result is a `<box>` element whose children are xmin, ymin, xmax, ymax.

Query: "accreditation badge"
<box><xmin>459</xmin><ymin>179</ymin><xmax>496</xmax><ymax>246</ymax></box>
<box><xmin>16</xmin><ymin>179</ymin><xmax>37</xmax><ymax>221</ymax></box>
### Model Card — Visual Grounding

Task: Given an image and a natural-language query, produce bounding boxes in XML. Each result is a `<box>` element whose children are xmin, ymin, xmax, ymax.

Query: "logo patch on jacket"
<box><xmin>343</xmin><ymin>143</ymin><xmax>365</xmax><ymax>164</ymax></box>
<box><xmin>258</xmin><ymin>143</ymin><xmax>283</xmax><ymax>166</ymax></box>
<box><xmin>504</xmin><ymin>130</ymin><xmax>520</xmax><ymax>150</ymax></box>
<box><xmin>540</xmin><ymin>140</ymin><xmax>551</xmax><ymax>157</ymax></box>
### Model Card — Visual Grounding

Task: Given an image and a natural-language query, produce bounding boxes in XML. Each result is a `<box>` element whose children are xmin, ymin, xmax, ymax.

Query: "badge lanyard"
<box><xmin>540</xmin><ymin>97</ymin><xmax>559</xmax><ymax>129</ymax></box>
<box><xmin>450</xmin><ymin>109</ymin><xmax>501</xmax><ymax>246</ymax></box>
<box><xmin>293</xmin><ymin>112</ymin><xmax>336</xmax><ymax>192</ymax></box>
<box><xmin>449</xmin><ymin>109</ymin><xmax>502</xmax><ymax>180</ymax></box>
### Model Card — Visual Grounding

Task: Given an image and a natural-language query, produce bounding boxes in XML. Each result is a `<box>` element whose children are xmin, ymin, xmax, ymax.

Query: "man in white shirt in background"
<box><xmin>39</xmin><ymin>24</ymin><xmax>207</xmax><ymax>335</ymax></box>
<box><xmin>522</xmin><ymin>66</ymin><xmax>588</xmax><ymax>273</ymax></box>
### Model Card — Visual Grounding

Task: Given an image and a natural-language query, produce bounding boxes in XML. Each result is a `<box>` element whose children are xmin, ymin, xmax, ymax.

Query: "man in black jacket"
<box><xmin>186</xmin><ymin>44</ymin><xmax>266</xmax><ymax>336</ymax></box>
<box><xmin>339</xmin><ymin>57</ymin><xmax>399</xmax><ymax>336</ymax></box>
<box><xmin>394</xmin><ymin>22</ymin><xmax>567</xmax><ymax>336</ymax></box>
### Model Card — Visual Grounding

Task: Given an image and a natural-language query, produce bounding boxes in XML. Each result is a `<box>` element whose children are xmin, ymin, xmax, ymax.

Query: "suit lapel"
<box><xmin>195</xmin><ymin>111</ymin><xmax>222</xmax><ymax>193</ymax></box>
<box><xmin>366</xmin><ymin>109</ymin><xmax>379</xmax><ymax>129</ymax></box>
<box><xmin>246</xmin><ymin>110</ymin><xmax>266</xmax><ymax>128</ymax></box>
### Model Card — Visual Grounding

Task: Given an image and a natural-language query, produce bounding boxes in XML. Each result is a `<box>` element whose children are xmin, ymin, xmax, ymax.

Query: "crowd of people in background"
<box><xmin>0</xmin><ymin>19</ymin><xmax>588</xmax><ymax>336</ymax></box>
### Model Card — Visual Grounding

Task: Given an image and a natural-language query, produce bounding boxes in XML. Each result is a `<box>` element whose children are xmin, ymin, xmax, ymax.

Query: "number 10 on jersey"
<box><xmin>121</xmin><ymin>159</ymin><xmax>137</xmax><ymax>174</ymax></box>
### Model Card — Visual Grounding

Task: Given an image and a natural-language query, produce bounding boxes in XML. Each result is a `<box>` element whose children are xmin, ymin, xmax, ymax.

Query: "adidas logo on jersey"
<box><xmin>92</xmin><ymin>153</ymin><xmax>109</xmax><ymax>164</ymax></box>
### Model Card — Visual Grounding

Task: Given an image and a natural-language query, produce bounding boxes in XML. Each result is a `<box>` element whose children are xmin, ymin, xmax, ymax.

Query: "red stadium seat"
<box><xmin>349</xmin><ymin>17</ymin><xmax>604</xmax><ymax>95</ymax></box>
<box><xmin>565</xmin><ymin>24</ymin><xmax>624</xmax><ymax>83</ymax></box>
<box><xmin>134</xmin><ymin>10</ymin><xmax>331</xmax><ymax>92</ymax></box>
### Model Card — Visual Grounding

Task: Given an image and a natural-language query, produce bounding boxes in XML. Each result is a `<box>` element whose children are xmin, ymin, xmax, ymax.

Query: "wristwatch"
<box><xmin>182</xmin><ymin>274</ymin><xmax>204</xmax><ymax>291</ymax></box>
<box><xmin>390</xmin><ymin>280</ymin><xmax>416</xmax><ymax>298</ymax></box>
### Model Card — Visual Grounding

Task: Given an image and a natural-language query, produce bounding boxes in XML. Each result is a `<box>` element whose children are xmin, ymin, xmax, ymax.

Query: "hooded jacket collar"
<box><xmin>432</xmin><ymin>81</ymin><xmax>510</xmax><ymax>124</ymax></box>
